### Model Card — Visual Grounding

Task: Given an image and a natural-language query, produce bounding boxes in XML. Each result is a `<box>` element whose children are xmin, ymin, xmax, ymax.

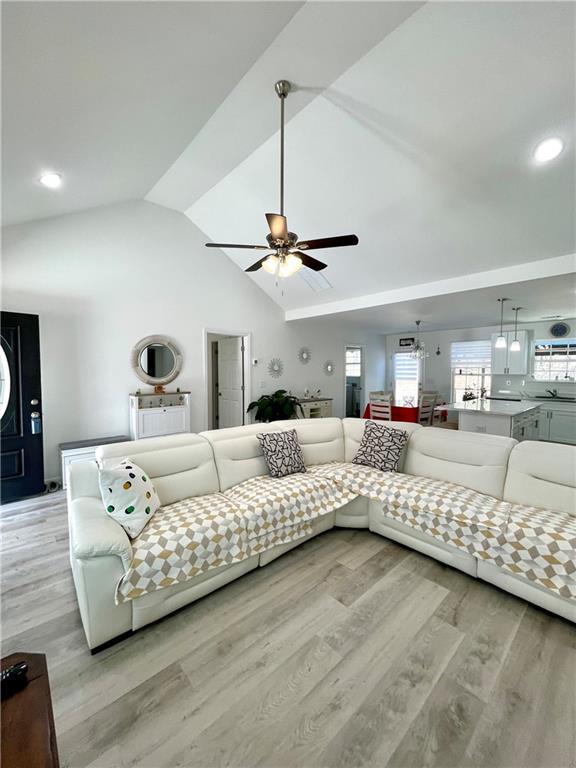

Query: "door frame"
<box><xmin>203</xmin><ymin>327</ymin><xmax>252</xmax><ymax>431</ymax></box>
<box><xmin>343</xmin><ymin>343</ymin><xmax>366</xmax><ymax>418</ymax></box>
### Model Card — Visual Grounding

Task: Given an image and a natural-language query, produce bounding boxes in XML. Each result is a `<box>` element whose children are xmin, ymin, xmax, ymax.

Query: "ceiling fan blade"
<box><xmin>205</xmin><ymin>242</ymin><xmax>269</xmax><ymax>250</ymax></box>
<box><xmin>292</xmin><ymin>251</ymin><xmax>327</xmax><ymax>271</ymax></box>
<box><xmin>245</xmin><ymin>254</ymin><xmax>274</xmax><ymax>272</ymax></box>
<box><xmin>265</xmin><ymin>213</ymin><xmax>288</xmax><ymax>240</ymax></box>
<box><xmin>296</xmin><ymin>234</ymin><xmax>359</xmax><ymax>250</ymax></box>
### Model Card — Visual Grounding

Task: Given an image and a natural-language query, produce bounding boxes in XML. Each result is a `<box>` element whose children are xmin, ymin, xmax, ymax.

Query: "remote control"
<box><xmin>1</xmin><ymin>661</ymin><xmax>28</xmax><ymax>699</ymax></box>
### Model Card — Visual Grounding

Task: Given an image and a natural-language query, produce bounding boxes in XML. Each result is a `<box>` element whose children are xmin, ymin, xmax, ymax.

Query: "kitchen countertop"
<box><xmin>446</xmin><ymin>401</ymin><xmax>541</xmax><ymax>416</ymax></box>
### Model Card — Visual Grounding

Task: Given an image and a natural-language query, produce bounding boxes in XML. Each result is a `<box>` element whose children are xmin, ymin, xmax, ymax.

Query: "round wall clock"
<box><xmin>550</xmin><ymin>322</ymin><xmax>570</xmax><ymax>338</ymax></box>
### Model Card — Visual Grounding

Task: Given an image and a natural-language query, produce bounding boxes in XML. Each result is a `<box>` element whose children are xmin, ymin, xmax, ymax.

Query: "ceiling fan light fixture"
<box><xmin>261</xmin><ymin>255</ymin><xmax>280</xmax><ymax>275</ymax></box>
<box><xmin>278</xmin><ymin>253</ymin><xmax>302</xmax><ymax>278</ymax></box>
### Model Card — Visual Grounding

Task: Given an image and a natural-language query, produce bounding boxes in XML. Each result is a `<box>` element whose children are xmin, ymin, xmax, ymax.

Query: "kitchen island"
<box><xmin>447</xmin><ymin>400</ymin><xmax>541</xmax><ymax>440</ymax></box>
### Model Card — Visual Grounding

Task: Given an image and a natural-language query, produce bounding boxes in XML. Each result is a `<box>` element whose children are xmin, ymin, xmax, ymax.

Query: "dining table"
<box><xmin>362</xmin><ymin>404</ymin><xmax>447</xmax><ymax>422</ymax></box>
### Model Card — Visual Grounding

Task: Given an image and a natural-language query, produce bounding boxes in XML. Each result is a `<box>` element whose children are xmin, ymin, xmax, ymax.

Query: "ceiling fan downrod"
<box><xmin>275</xmin><ymin>80</ymin><xmax>291</xmax><ymax>217</ymax></box>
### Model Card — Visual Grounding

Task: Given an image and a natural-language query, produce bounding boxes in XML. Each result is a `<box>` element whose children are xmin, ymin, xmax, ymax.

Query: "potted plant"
<box><xmin>247</xmin><ymin>389</ymin><xmax>304</xmax><ymax>422</ymax></box>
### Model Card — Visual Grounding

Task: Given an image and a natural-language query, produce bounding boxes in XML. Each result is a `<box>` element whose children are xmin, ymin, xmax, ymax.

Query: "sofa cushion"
<box><xmin>403</xmin><ymin>427</ymin><xmax>516</xmax><ymax>499</ymax></box>
<box><xmin>224</xmin><ymin>473</ymin><xmax>357</xmax><ymax>544</ymax></box>
<box><xmin>503</xmin><ymin>441</ymin><xmax>576</xmax><ymax>516</ymax></box>
<box><xmin>96</xmin><ymin>433</ymin><xmax>220</xmax><ymax>506</ymax></box>
<box><xmin>257</xmin><ymin>429</ymin><xmax>306</xmax><ymax>478</ymax></box>
<box><xmin>116</xmin><ymin>493</ymin><xmax>250</xmax><ymax>602</ymax></box>
<box><xmin>98</xmin><ymin>458</ymin><xmax>160</xmax><ymax>538</ymax></box>
<box><xmin>492</xmin><ymin>504</ymin><xmax>576</xmax><ymax>599</ymax></box>
<box><xmin>342</xmin><ymin>418</ymin><xmax>420</xmax><ymax>466</ymax></box>
<box><xmin>353</xmin><ymin>421</ymin><xmax>409</xmax><ymax>472</ymax></box>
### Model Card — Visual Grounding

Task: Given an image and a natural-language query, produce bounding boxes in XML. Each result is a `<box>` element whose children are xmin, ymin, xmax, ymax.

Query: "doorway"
<box><xmin>206</xmin><ymin>331</ymin><xmax>250</xmax><ymax>430</ymax></box>
<box><xmin>345</xmin><ymin>345</ymin><xmax>364</xmax><ymax>418</ymax></box>
<box><xmin>1</xmin><ymin>312</ymin><xmax>45</xmax><ymax>503</ymax></box>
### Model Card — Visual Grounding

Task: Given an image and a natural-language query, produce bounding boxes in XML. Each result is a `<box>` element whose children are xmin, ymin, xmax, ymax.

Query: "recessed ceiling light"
<box><xmin>533</xmin><ymin>137</ymin><xmax>563</xmax><ymax>163</ymax></box>
<box><xmin>39</xmin><ymin>172</ymin><xmax>63</xmax><ymax>189</ymax></box>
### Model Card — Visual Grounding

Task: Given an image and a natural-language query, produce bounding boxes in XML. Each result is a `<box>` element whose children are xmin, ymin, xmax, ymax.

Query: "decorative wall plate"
<box><xmin>298</xmin><ymin>347</ymin><xmax>311</xmax><ymax>364</ymax></box>
<box><xmin>268</xmin><ymin>358</ymin><xmax>284</xmax><ymax>378</ymax></box>
<box><xmin>324</xmin><ymin>360</ymin><xmax>335</xmax><ymax>376</ymax></box>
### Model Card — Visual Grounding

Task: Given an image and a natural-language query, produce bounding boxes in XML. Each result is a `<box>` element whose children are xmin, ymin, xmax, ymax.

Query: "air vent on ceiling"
<box><xmin>299</xmin><ymin>269</ymin><xmax>332</xmax><ymax>292</ymax></box>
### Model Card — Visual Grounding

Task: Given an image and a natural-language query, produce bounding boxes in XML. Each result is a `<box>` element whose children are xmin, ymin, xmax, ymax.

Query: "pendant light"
<box><xmin>409</xmin><ymin>320</ymin><xmax>428</xmax><ymax>360</ymax></box>
<box><xmin>495</xmin><ymin>298</ymin><xmax>508</xmax><ymax>349</ymax></box>
<box><xmin>510</xmin><ymin>307</ymin><xmax>522</xmax><ymax>352</ymax></box>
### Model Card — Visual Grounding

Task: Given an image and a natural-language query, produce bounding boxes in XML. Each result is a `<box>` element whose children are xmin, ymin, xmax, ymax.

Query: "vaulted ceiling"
<box><xmin>3</xmin><ymin>1</ymin><xmax>575</xmax><ymax>322</ymax></box>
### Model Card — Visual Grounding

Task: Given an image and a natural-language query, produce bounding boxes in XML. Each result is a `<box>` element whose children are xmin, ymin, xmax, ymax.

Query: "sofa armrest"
<box><xmin>69</xmin><ymin>497</ymin><xmax>132</xmax><ymax>570</ymax></box>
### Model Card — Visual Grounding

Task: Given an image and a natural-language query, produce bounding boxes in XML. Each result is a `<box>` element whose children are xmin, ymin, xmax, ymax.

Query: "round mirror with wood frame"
<box><xmin>131</xmin><ymin>335</ymin><xmax>183</xmax><ymax>386</ymax></box>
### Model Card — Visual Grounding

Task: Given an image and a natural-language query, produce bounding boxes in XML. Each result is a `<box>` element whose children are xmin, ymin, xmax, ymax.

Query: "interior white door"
<box><xmin>217</xmin><ymin>337</ymin><xmax>244</xmax><ymax>429</ymax></box>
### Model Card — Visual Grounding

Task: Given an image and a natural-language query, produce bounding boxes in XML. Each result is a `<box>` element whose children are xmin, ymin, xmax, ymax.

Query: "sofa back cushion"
<box><xmin>503</xmin><ymin>441</ymin><xmax>576</xmax><ymax>515</ymax></box>
<box><xmin>343</xmin><ymin>419</ymin><xmax>421</xmax><ymax>470</ymax></box>
<box><xmin>96</xmin><ymin>433</ymin><xmax>219</xmax><ymax>506</ymax></box>
<box><xmin>200</xmin><ymin>423</ymin><xmax>280</xmax><ymax>491</ymax></box>
<box><xmin>404</xmin><ymin>427</ymin><xmax>516</xmax><ymax>499</ymax></box>
<box><xmin>273</xmin><ymin>418</ymin><xmax>345</xmax><ymax>466</ymax></box>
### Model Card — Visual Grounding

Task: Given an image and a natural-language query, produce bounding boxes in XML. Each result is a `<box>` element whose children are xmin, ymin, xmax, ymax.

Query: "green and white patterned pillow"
<box><xmin>98</xmin><ymin>458</ymin><xmax>160</xmax><ymax>538</ymax></box>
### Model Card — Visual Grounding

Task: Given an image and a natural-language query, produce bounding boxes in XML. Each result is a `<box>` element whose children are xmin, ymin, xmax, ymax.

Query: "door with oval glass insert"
<box><xmin>1</xmin><ymin>312</ymin><xmax>44</xmax><ymax>503</ymax></box>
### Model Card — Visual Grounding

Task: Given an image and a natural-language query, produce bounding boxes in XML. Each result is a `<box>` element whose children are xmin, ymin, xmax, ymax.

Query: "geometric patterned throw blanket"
<box><xmin>116</xmin><ymin>474</ymin><xmax>358</xmax><ymax>603</ymax></box>
<box><xmin>116</xmin><ymin>493</ymin><xmax>251</xmax><ymax>603</ymax></box>
<box><xmin>494</xmin><ymin>504</ymin><xmax>576</xmax><ymax>599</ymax></box>
<box><xmin>309</xmin><ymin>463</ymin><xmax>512</xmax><ymax>558</ymax></box>
<box><xmin>224</xmin><ymin>472</ymin><xmax>358</xmax><ymax>554</ymax></box>
<box><xmin>309</xmin><ymin>462</ymin><xmax>576</xmax><ymax>599</ymax></box>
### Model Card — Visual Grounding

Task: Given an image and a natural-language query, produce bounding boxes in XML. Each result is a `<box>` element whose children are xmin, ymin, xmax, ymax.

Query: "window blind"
<box><xmin>450</xmin><ymin>340</ymin><xmax>492</xmax><ymax>368</ymax></box>
<box><xmin>394</xmin><ymin>353</ymin><xmax>419</xmax><ymax>380</ymax></box>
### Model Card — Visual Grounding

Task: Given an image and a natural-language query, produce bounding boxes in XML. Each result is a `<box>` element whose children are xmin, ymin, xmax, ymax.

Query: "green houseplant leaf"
<box><xmin>247</xmin><ymin>389</ymin><xmax>304</xmax><ymax>422</ymax></box>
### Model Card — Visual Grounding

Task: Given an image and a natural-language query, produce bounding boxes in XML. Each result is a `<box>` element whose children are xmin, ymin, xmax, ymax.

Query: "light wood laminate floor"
<box><xmin>1</xmin><ymin>492</ymin><xmax>575</xmax><ymax>768</ymax></box>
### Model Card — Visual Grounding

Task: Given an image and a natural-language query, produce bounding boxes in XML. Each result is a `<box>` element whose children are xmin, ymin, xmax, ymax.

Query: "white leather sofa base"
<box><xmin>334</xmin><ymin>496</ymin><xmax>370</xmax><ymax>528</ymax></box>
<box><xmin>477</xmin><ymin>561</ymin><xmax>576</xmax><ymax>623</ymax></box>
<box><xmin>259</xmin><ymin>512</ymin><xmax>335</xmax><ymax>566</ymax></box>
<box><xmin>369</xmin><ymin>510</ymin><xmax>477</xmax><ymax>578</ymax></box>
<box><xmin>132</xmin><ymin>556</ymin><xmax>259</xmax><ymax>630</ymax></box>
<box><xmin>68</xmin><ymin>421</ymin><xmax>576</xmax><ymax>650</ymax></box>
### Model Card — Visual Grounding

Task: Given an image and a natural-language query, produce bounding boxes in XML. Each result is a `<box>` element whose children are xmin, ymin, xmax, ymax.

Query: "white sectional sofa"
<box><xmin>67</xmin><ymin>418</ymin><xmax>576</xmax><ymax>650</ymax></box>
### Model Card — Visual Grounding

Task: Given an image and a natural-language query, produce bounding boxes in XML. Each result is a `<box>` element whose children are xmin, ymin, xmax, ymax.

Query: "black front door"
<box><xmin>1</xmin><ymin>312</ymin><xmax>44</xmax><ymax>503</ymax></box>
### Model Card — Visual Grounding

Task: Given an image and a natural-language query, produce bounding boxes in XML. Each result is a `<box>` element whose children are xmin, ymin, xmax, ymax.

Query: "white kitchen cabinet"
<box><xmin>454</xmin><ymin>401</ymin><xmax>540</xmax><ymax>439</ymax></box>
<box><xmin>490</xmin><ymin>330</ymin><xmax>529</xmax><ymax>375</ymax></box>
<box><xmin>537</xmin><ymin>404</ymin><xmax>576</xmax><ymax>444</ymax></box>
<box><xmin>129</xmin><ymin>392</ymin><xmax>191</xmax><ymax>439</ymax></box>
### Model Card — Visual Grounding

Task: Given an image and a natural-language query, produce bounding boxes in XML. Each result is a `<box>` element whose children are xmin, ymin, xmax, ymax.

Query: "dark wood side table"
<box><xmin>1</xmin><ymin>653</ymin><xmax>59</xmax><ymax>768</ymax></box>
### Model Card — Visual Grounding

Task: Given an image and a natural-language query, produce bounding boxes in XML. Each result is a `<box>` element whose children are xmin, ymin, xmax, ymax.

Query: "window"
<box><xmin>394</xmin><ymin>352</ymin><xmax>420</xmax><ymax>406</ymax></box>
<box><xmin>345</xmin><ymin>347</ymin><xmax>362</xmax><ymax>378</ymax></box>
<box><xmin>533</xmin><ymin>339</ymin><xmax>576</xmax><ymax>381</ymax></box>
<box><xmin>451</xmin><ymin>340</ymin><xmax>491</xmax><ymax>403</ymax></box>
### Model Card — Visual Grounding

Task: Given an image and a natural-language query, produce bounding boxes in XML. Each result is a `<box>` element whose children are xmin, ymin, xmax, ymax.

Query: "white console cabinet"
<box><xmin>298</xmin><ymin>398</ymin><xmax>333</xmax><ymax>419</ymax></box>
<box><xmin>129</xmin><ymin>392</ymin><xmax>191</xmax><ymax>439</ymax></box>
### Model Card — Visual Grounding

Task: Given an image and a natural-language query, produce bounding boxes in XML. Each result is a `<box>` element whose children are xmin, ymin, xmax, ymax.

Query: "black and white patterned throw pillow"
<box><xmin>257</xmin><ymin>429</ymin><xmax>307</xmax><ymax>478</ymax></box>
<box><xmin>353</xmin><ymin>421</ymin><xmax>409</xmax><ymax>473</ymax></box>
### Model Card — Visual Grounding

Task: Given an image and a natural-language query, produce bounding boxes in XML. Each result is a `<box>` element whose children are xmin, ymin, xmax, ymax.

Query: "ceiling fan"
<box><xmin>205</xmin><ymin>80</ymin><xmax>359</xmax><ymax>278</ymax></box>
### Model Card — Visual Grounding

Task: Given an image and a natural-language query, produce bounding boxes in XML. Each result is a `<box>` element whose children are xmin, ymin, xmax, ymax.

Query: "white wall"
<box><xmin>384</xmin><ymin>319</ymin><xmax>576</xmax><ymax>402</ymax></box>
<box><xmin>2</xmin><ymin>200</ymin><xmax>386</xmax><ymax>480</ymax></box>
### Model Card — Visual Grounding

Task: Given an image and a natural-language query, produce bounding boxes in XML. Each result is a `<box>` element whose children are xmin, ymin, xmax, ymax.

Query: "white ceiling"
<box><xmin>3</xmin><ymin>1</ymin><xmax>575</xmax><ymax>329</ymax></box>
<box><xmin>1</xmin><ymin>1</ymin><xmax>301</xmax><ymax>225</ymax></box>
<box><xmin>188</xmin><ymin>1</ymin><xmax>575</xmax><ymax>312</ymax></box>
<box><xmin>294</xmin><ymin>273</ymin><xmax>576</xmax><ymax>334</ymax></box>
